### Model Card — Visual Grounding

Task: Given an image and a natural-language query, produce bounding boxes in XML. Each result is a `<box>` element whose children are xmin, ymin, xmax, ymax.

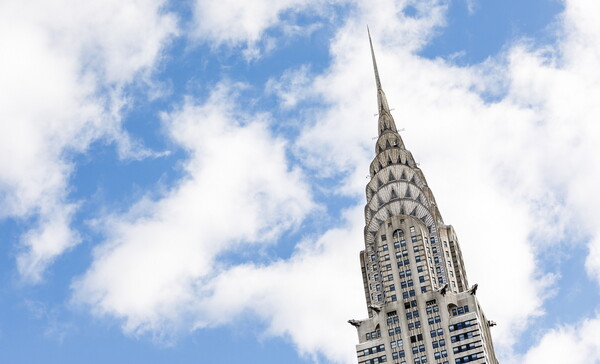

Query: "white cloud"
<box><xmin>266</xmin><ymin>65</ymin><xmax>313</xmax><ymax>109</ymax></box>
<box><xmin>72</xmin><ymin>83</ymin><xmax>315</xmax><ymax>337</ymax></box>
<box><xmin>198</xmin><ymin>206</ymin><xmax>366</xmax><ymax>363</ymax></box>
<box><xmin>190</xmin><ymin>0</ymin><xmax>332</xmax><ymax>59</ymax></box>
<box><xmin>0</xmin><ymin>0</ymin><xmax>177</xmax><ymax>282</ymax></box>
<box><xmin>521</xmin><ymin>313</ymin><xmax>600</xmax><ymax>364</ymax></box>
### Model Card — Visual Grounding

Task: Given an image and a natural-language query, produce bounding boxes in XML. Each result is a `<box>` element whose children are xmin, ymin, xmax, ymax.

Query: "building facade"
<box><xmin>348</xmin><ymin>33</ymin><xmax>499</xmax><ymax>364</ymax></box>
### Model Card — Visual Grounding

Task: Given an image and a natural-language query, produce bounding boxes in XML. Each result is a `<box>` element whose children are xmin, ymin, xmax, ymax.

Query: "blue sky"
<box><xmin>2</xmin><ymin>0</ymin><xmax>600</xmax><ymax>363</ymax></box>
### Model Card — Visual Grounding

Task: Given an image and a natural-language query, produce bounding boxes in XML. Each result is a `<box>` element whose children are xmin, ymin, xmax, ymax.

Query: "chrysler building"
<box><xmin>348</xmin><ymin>31</ymin><xmax>499</xmax><ymax>364</ymax></box>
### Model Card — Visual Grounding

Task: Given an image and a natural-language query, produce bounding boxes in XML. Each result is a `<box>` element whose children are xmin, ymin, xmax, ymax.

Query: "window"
<box><xmin>406</xmin><ymin>312</ymin><xmax>413</xmax><ymax>320</ymax></box>
<box><xmin>381</xmin><ymin>235</ymin><xmax>387</xmax><ymax>241</ymax></box>
<box><xmin>407</xmin><ymin>279</ymin><xmax>414</xmax><ymax>287</ymax></box>
<box><xmin>419</xmin><ymin>344</ymin><xmax>425</xmax><ymax>352</ymax></box>
<box><xmin>410</xmin><ymin>226</ymin><xmax>415</xmax><ymax>233</ymax></box>
<box><xmin>382</xmin><ymin>244</ymin><xmax>389</xmax><ymax>251</ymax></box>
<box><xmin>428</xmin><ymin>317</ymin><xmax>434</xmax><ymax>325</ymax></box>
<box><xmin>374</xmin><ymin>274</ymin><xmax>380</xmax><ymax>281</ymax></box>
<box><xmin>411</xmin><ymin>236</ymin><xmax>418</xmax><ymax>242</ymax></box>
<box><xmin>391</xmin><ymin>295</ymin><xmax>397</xmax><ymax>302</ymax></box>
<box><xmin>449</xmin><ymin>320</ymin><xmax>475</xmax><ymax>332</ymax></box>
<box><xmin>387</xmin><ymin>273</ymin><xmax>393</xmax><ymax>280</ymax></box>
<box><xmin>393</xmin><ymin>229</ymin><xmax>404</xmax><ymax>239</ymax></box>
<box><xmin>421</xmin><ymin>286</ymin><xmax>427</xmax><ymax>293</ymax></box>
<box><xmin>389</xmin><ymin>284</ymin><xmax>395</xmax><ymax>291</ymax></box>
<box><xmin>413</xmin><ymin>246</ymin><xmax>420</xmax><ymax>252</ymax></box>
<box><xmin>383</xmin><ymin>254</ymin><xmax>390</xmax><ymax>261</ymax></box>
<box><xmin>405</xmin><ymin>269</ymin><xmax>412</xmax><ymax>276</ymax></box>
<box><xmin>409</xmin><ymin>290</ymin><xmax>415</xmax><ymax>297</ymax></box>
<box><xmin>415</xmin><ymin>256</ymin><xmax>422</xmax><ymax>262</ymax></box>
<box><xmin>401</xmin><ymin>282</ymin><xmax>407</xmax><ymax>289</ymax></box>
<box><xmin>370</xmin><ymin>255</ymin><xmax>376</xmax><ymax>261</ymax></box>
<box><xmin>430</xmin><ymin>330</ymin><xmax>437</xmax><ymax>338</ymax></box>
<box><xmin>376</xmin><ymin>284</ymin><xmax>381</xmax><ymax>291</ymax></box>
<box><xmin>417</xmin><ymin>265</ymin><xmax>424</xmax><ymax>273</ymax></box>
<box><xmin>402</xmin><ymin>292</ymin><xmax>409</xmax><ymax>299</ymax></box>
<box><xmin>419</xmin><ymin>276</ymin><xmax>425</xmax><ymax>283</ymax></box>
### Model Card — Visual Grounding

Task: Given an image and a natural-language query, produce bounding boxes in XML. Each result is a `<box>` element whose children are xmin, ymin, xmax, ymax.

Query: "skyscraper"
<box><xmin>348</xmin><ymin>31</ymin><xmax>499</xmax><ymax>364</ymax></box>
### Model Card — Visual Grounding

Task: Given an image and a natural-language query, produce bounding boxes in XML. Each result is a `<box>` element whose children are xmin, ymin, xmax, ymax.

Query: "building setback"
<box><xmin>348</xmin><ymin>31</ymin><xmax>499</xmax><ymax>364</ymax></box>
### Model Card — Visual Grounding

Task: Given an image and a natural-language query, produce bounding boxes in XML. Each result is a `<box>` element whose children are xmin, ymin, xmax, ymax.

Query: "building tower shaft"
<box><xmin>350</xmin><ymin>32</ymin><xmax>498</xmax><ymax>364</ymax></box>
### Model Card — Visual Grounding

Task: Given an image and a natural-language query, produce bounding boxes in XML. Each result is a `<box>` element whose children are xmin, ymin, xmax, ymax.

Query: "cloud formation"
<box><xmin>192</xmin><ymin>0</ymin><xmax>327</xmax><ymax>44</ymax></box>
<box><xmin>0</xmin><ymin>0</ymin><xmax>177</xmax><ymax>281</ymax></box>
<box><xmin>72</xmin><ymin>83</ymin><xmax>315</xmax><ymax>337</ymax></box>
<box><xmin>522</xmin><ymin>314</ymin><xmax>600</xmax><ymax>363</ymax></box>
